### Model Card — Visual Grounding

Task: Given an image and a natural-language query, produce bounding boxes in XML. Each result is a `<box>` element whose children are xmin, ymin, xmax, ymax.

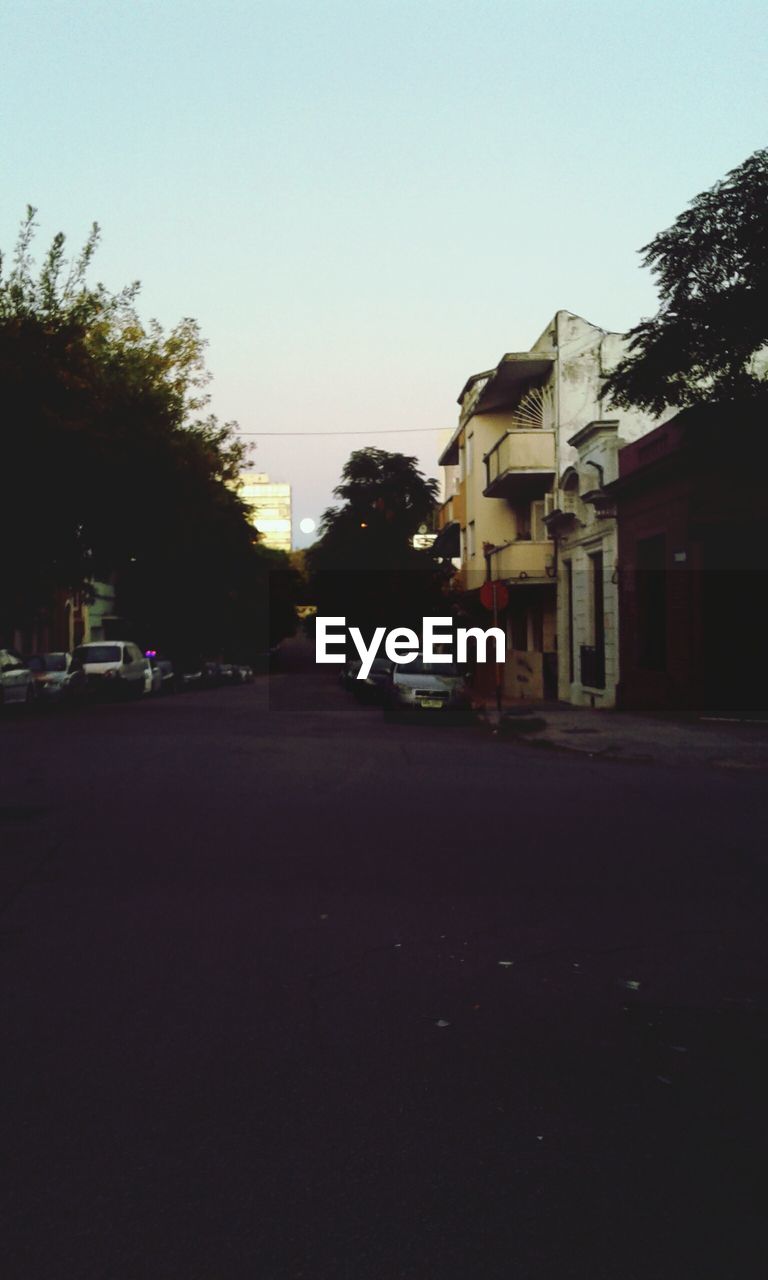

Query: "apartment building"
<box><xmin>436</xmin><ymin>311</ymin><xmax>667</xmax><ymax>706</ymax></box>
<box><xmin>237</xmin><ymin>472</ymin><xmax>293</xmax><ymax>553</ymax></box>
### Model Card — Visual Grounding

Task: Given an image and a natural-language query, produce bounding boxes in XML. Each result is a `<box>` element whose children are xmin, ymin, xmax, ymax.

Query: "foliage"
<box><xmin>601</xmin><ymin>148</ymin><xmax>768</xmax><ymax>414</ymax></box>
<box><xmin>306</xmin><ymin>448</ymin><xmax>443</xmax><ymax>634</ymax></box>
<box><xmin>0</xmin><ymin>208</ymin><xmax>295</xmax><ymax>657</ymax></box>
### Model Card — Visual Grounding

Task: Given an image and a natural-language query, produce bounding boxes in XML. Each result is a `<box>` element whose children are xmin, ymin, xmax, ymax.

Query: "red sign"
<box><xmin>479</xmin><ymin>580</ymin><xmax>509</xmax><ymax>611</ymax></box>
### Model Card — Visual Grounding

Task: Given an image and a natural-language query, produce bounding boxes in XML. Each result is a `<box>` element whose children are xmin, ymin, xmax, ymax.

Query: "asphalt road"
<box><xmin>1</xmin><ymin>638</ymin><xmax>767</xmax><ymax>1278</ymax></box>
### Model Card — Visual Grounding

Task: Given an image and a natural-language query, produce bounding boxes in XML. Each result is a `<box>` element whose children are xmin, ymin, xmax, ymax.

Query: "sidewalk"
<box><xmin>476</xmin><ymin>699</ymin><xmax>768</xmax><ymax>771</ymax></box>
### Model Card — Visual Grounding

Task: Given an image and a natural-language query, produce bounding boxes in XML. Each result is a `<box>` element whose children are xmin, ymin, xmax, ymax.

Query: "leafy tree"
<box><xmin>306</xmin><ymin>448</ymin><xmax>442</xmax><ymax>634</ymax></box>
<box><xmin>601</xmin><ymin>148</ymin><xmax>768</xmax><ymax>414</ymax></box>
<box><xmin>313</xmin><ymin>448</ymin><xmax>438</xmax><ymax>566</ymax></box>
<box><xmin>0</xmin><ymin>208</ymin><xmax>293</xmax><ymax>658</ymax></box>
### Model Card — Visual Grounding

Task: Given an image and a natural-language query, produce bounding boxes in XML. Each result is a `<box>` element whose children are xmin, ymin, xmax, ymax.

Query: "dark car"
<box><xmin>176</xmin><ymin>661</ymin><xmax>204</xmax><ymax>691</ymax></box>
<box><xmin>352</xmin><ymin>657</ymin><xmax>393</xmax><ymax>703</ymax></box>
<box><xmin>339</xmin><ymin>658</ymin><xmax>362</xmax><ymax>690</ymax></box>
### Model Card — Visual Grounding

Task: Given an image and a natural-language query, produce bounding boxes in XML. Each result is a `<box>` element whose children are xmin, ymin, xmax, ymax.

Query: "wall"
<box><xmin>462</xmin><ymin>412</ymin><xmax>517</xmax><ymax>589</ymax></box>
<box><xmin>549</xmin><ymin>314</ymin><xmax>674</xmax><ymax>706</ymax></box>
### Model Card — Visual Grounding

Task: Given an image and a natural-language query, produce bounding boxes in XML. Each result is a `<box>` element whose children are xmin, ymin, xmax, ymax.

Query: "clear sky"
<box><xmin>1</xmin><ymin>0</ymin><xmax>765</xmax><ymax>546</ymax></box>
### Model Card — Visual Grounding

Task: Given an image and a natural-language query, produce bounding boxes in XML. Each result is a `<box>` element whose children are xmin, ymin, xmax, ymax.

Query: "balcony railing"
<box><xmin>484</xmin><ymin>430</ymin><xmax>556</xmax><ymax>500</ymax></box>
<box><xmin>487</xmin><ymin>540</ymin><xmax>554</xmax><ymax>583</ymax></box>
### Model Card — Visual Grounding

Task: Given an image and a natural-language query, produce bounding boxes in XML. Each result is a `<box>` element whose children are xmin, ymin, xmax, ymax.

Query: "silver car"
<box><xmin>383</xmin><ymin>655</ymin><xmax>472</xmax><ymax>721</ymax></box>
<box><xmin>0</xmin><ymin>648</ymin><xmax>35</xmax><ymax>708</ymax></box>
<box><xmin>27</xmin><ymin>652</ymin><xmax>85</xmax><ymax>702</ymax></box>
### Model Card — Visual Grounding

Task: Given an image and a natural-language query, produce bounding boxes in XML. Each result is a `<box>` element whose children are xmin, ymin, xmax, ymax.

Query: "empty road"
<box><xmin>2</xmin><ymin>639</ymin><xmax>767</xmax><ymax>1278</ymax></box>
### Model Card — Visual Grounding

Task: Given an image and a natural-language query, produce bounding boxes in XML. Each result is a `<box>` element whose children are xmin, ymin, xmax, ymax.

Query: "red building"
<box><xmin>607</xmin><ymin>398</ymin><xmax>768</xmax><ymax>715</ymax></box>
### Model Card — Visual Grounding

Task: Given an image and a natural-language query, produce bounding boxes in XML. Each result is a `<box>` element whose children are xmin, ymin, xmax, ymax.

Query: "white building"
<box><xmin>237</xmin><ymin>472</ymin><xmax>292</xmax><ymax>553</ymax></box>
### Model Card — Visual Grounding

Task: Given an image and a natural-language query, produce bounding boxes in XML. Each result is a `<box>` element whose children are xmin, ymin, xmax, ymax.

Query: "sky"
<box><xmin>1</xmin><ymin>0</ymin><xmax>766</xmax><ymax>547</ymax></box>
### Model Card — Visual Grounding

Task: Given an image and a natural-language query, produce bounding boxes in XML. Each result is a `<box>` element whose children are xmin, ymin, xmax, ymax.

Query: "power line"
<box><xmin>237</xmin><ymin>427</ymin><xmax>446</xmax><ymax>437</ymax></box>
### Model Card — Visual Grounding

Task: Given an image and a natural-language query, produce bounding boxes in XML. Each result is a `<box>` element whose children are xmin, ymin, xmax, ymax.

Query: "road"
<box><xmin>1</xmin><ymin>638</ymin><xmax>767</xmax><ymax>1278</ymax></box>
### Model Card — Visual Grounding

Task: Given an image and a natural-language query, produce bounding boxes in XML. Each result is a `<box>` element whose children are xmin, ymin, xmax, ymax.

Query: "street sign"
<box><xmin>479</xmin><ymin>580</ymin><xmax>509</xmax><ymax>611</ymax></box>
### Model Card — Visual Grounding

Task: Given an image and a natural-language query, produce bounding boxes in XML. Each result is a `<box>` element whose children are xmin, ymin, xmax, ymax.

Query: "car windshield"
<box><xmin>30</xmin><ymin>654</ymin><xmax>68</xmax><ymax>672</ymax></box>
<box><xmin>73</xmin><ymin>645</ymin><xmax>121</xmax><ymax>664</ymax></box>
<box><xmin>399</xmin><ymin>657</ymin><xmax>464</xmax><ymax>676</ymax></box>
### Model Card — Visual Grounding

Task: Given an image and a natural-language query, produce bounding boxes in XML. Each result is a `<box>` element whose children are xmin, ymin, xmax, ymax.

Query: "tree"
<box><xmin>306</xmin><ymin>448</ymin><xmax>442</xmax><ymax>634</ymax></box>
<box><xmin>601</xmin><ymin>148</ymin><xmax>768</xmax><ymax>414</ymax></box>
<box><xmin>0</xmin><ymin>208</ymin><xmax>293</xmax><ymax>659</ymax></box>
<box><xmin>312</xmin><ymin>448</ymin><xmax>438</xmax><ymax>567</ymax></box>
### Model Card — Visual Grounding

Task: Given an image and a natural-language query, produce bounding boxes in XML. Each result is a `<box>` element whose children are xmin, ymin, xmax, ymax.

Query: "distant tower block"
<box><xmin>237</xmin><ymin>471</ymin><xmax>292</xmax><ymax>552</ymax></box>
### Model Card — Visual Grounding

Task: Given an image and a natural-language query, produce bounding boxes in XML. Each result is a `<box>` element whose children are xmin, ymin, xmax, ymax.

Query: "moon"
<box><xmin>299</xmin><ymin>517</ymin><xmax>316</xmax><ymax>535</ymax></box>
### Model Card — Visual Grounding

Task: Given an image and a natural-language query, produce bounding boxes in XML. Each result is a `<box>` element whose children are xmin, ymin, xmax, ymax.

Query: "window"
<box><xmin>565</xmin><ymin>561</ymin><xmax>574</xmax><ymax>682</ymax></box>
<box><xmin>72</xmin><ymin>645</ymin><xmax>121</xmax><ymax>664</ymax></box>
<box><xmin>514</xmin><ymin>504</ymin><xmax>531</xmax><ymax>540</ymax></box>
<box><xmin>590</xmin><ymin>550</ymin><xmax>605</xmax><ymax>652</ymax></box>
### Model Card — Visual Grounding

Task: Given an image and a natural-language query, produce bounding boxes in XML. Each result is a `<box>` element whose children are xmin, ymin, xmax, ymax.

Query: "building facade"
<box><xmin>237</xmin><ymin>472</ymin><xmax>293</xmax><ymax>553</ymax></box>
<box><xmin>606</xmin><ymin>399</ymin><xmax>768</xmax><ymax>714</ymax></box>
<box><xmin>435</xmin><ymin>311</ymin><xmax>668</xmax><ymax>706</ymax></box>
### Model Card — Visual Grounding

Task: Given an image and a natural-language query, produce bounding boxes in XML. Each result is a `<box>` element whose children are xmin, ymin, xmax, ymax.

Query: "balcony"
<box><xmin>436</xmin><ymin>487</ymin><xmax>465</xmax><ymax>532</ymax></box>
<box><xmin>484</xmin><ymin>430</ymin><xmax>556</xmax><ymax>500</ymax></box>
<box><xmin>487</xmin><ymin>540</ymin><xmax>554</xmax><ymax>584</ymax></box>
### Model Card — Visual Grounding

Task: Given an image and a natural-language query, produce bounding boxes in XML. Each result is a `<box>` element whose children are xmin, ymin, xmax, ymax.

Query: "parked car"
<box><xmin>0</xmin><ymin>648</ymin><xmax>35</xmax><ymax>709</ymax></box>
<box><xmin>249</xmin><ymin>645</ymin><xmax>281</xmax><ymax>674</ymax></box>
<box><xmin>177</xmin><ymin>662</ymin><xmax>203</xmax><ymax>691</ymax></box>
<box><xmin>231</xmin><ymin>663</ymin><xmax>254</xmax><ymax>684</ymax></box>
<box><xmin>70</xmin><ymin>641</ymin><xmax>148</xmax><ymax>699</ymax></box>
<box><xmin>201</xmin><ymin>661</ymin><xmax>223</xmax><ymax>688</ymax></box>
<box><xmin>352</xmin><ymin>657</ymin><xmax>393</xmax><ymax>703</ymax></box>
<box><xmin>383</xmin><ymin>655</ymin><xmax>473</xmax><ymax>721</ymax></box>
<box><xmin>146</xmin><ymin>654</ymin><xmax>176</xmax><ymax>695</ymax></box>
<box><xmin>339</xmin><ymin>658</ymin><xmax>362</xmax><ymax>689</ymax></box>
<box><xmin>27</xmin><ymin>652</ymin><xmax>85</xmax><ymax>703</ymax></box>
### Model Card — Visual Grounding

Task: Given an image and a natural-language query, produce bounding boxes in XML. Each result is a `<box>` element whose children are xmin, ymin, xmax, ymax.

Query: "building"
<box><xmin>66</xmin><ymin>578</ymin><xmax>121</xmax><ymax>649</ymax></box>
<box><xmin>605</xmin><ymin>399</ymin><xmax>768</xmax><ymax>715</ymax></box>
<box><xmin>435</xmin><ymin>311</ymin><xmax>668</xmax><ymax>705</ymax></box>
<box><xmin>8</xmin><ymin>577</ymin><xmax>120</xmax><ymax>656</ymax></box>
<box><xmin>237</xmin><ymin>472</ymin><xmax>292</xmax><ymax>553</ymax></box>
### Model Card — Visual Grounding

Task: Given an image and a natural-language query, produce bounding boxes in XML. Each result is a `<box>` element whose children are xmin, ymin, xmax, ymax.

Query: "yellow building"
<box><xmin>436</xmin><ymin>311</ymin><xmax>669</xmax><ymax>706</ymax></box>
<box><xmin>436</xmin><ymin>350</ymin><xmax>558</xmax><ymax>701</ymax></box>
<box><xmin>238</xmin><ymin>472</ymin><xmax>292</xmax><ymax>553</ymax></box>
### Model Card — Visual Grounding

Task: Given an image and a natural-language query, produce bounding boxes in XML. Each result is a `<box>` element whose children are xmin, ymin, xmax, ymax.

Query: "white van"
<box><xmin>71</xmin><ymin>641</ymin><xmax>150</xmax><ymax>699</ymax></box>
